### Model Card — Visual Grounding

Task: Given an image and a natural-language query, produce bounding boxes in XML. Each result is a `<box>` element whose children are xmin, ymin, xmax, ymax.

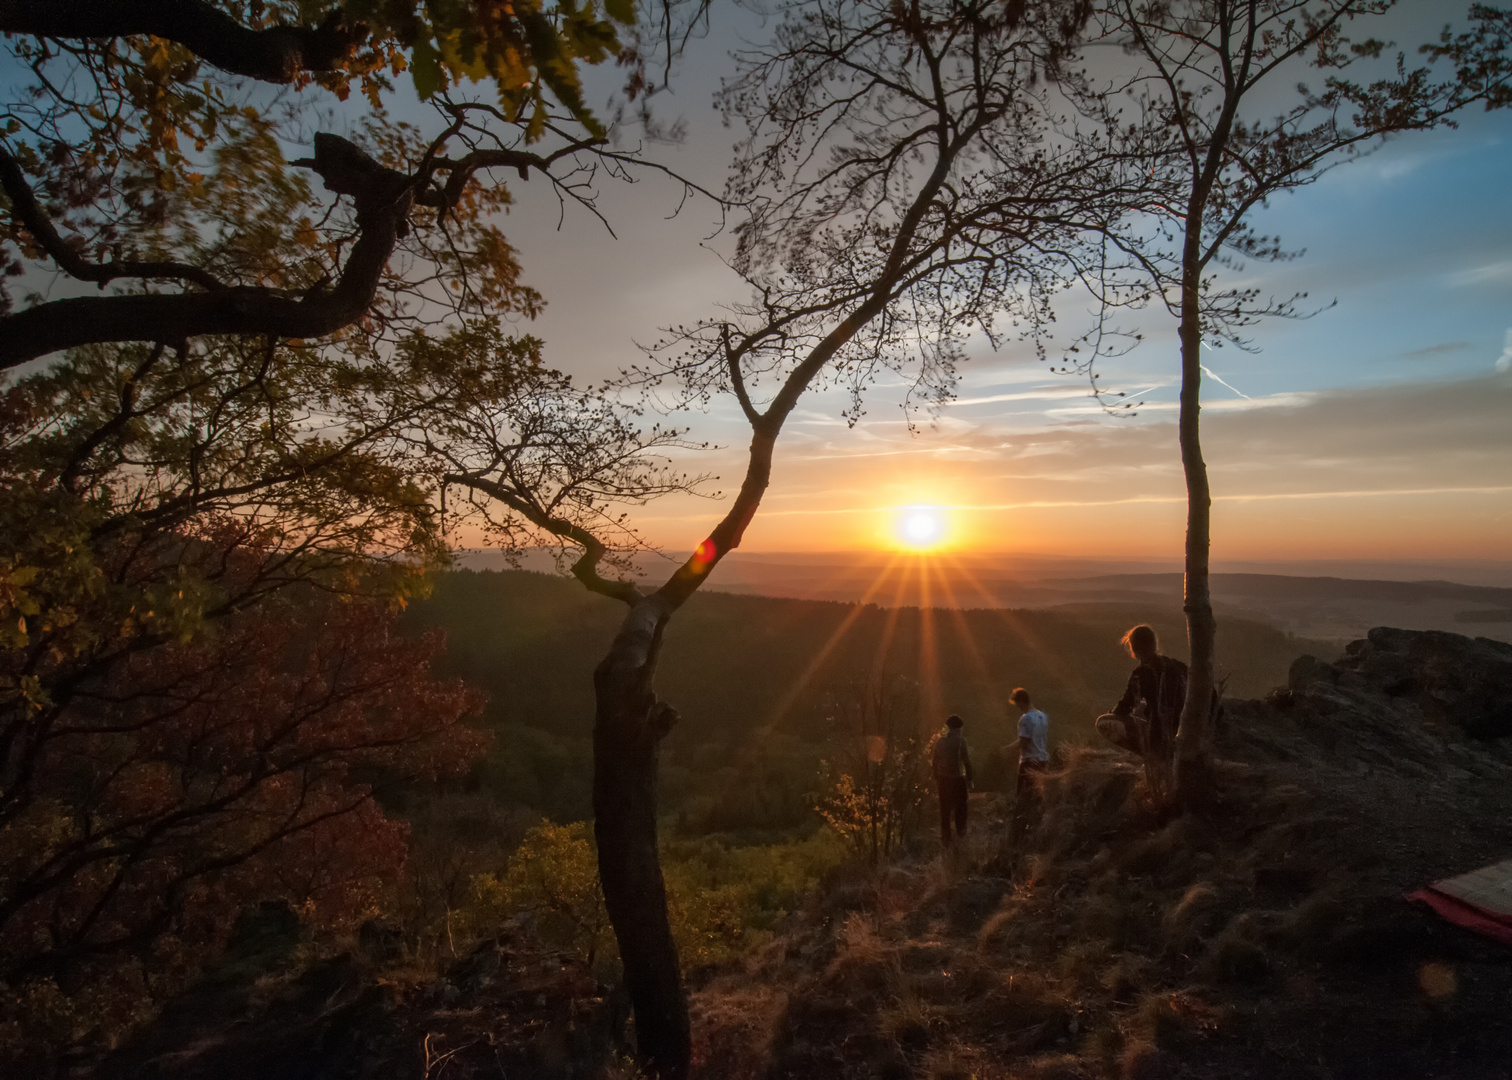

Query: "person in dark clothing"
<box><xmin>1095</xmin><ymin>624</ymin><xmax>1188</xmax><ymax>760</ymax></box>
<box><xmin>930</xmin><ymin>714</ymin><xmax>973</xmax><ymax>846</ymax></box>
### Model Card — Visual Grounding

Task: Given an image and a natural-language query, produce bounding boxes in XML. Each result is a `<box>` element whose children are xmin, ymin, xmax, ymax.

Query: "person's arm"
<box><xmin>1114</xmin><ymin>668</ymin><xmax>1141</xmax><ymax>715</ymax></box>
<box><xmin>1018</xmin><ymin>734</ymin><xmax>1033</xmax><ymax>760</ymax></box>
<box><xmin>962</xmin><ymin>739</ymin><xmax>974</xmax><ymax>786</ymax></box>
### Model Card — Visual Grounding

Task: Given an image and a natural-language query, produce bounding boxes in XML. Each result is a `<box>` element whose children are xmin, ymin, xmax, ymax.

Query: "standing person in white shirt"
<box><xmin>1010</xmin><ymin>687</ymin><xmax>1049</xmax><ymax>840</ymax></box>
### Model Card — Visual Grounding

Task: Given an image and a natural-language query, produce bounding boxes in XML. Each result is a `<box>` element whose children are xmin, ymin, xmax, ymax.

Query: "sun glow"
<box><xmin>895</xmin><ymin>506</ymin><xmax>949</xmax><ymax>551</ymax></box>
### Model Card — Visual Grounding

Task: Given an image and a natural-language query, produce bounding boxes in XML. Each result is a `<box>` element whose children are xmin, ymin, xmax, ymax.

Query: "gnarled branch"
<box><xmin>441</xmin><ymin>472</ymin><xmax>644</xmax><ymax>608</ymax></box>
<box><xmin>0</xmin><ymin>133</ymin><xmax>409</xmax><ymax>369</ymax></box>
<box><xmin>0</xmin><ymin>0</ymin><xmax>363</xmax><ymax>84</ymax></box>
<box><xmin>0</xmin><ymin>145</ymin><xmax>227</xmax><ymax>293</ymax></box>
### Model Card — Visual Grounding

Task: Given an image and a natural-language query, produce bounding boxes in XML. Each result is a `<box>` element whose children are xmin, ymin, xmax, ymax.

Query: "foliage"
<box><xmin>815</xmin><ymin>678</ymin><xmax>931</xmax><ymax>864</ymax></box>
<box><xmin>0</xmin><ymin>593</ymin><xmax>485</xmax><ymax>1065</ymax></box>
<box><xmin>0</xmin><ymin>317</ymin><xmax>694</xmax><ymax>1072</ymax></box>
<box><xmin>0</xmin><ymin>5</ymin><xmax>710</xmax><ymax>1073</ymax></box>
<box><xmin>662</xmin><ymin>830</ymin><xmax>846</xmax><ymax>935</ymax></box>
<box><xmin>469</xmin><ymin>821</ymin><xmax>844</xmax><ymax>974</ymax></box>
<box><xmin>470</xmin><ymin>820</ymin><xmax>614</xmax><ymax>966</ymax></box>
<box><xmin>384</xmin><ymin>791</ymin><xmax>537</xmax><ymax>964</ymax></box>
<box><xmin>0</xmin><ymin>0</ymin><xmax>711</xmax><ymax>371</ymax></box>
<box><xmin>0</xmin><ymin>317</ymin><xmax>672</xmax><ymax>748</ymax></box>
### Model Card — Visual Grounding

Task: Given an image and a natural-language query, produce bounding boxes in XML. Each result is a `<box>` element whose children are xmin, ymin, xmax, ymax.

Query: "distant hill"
<box><xmin>452</xmin><ymin>550</ymin><xmax>1512</xmax><ymax>643</ymax></box>
<box><xmin>403</xmin><ymin>570</ymin><xmax>1331</xmax><ymax>829</ymax></box>
<box><xmin>1040</xmin><ymin>572</ymin><xmax>1512</xmax><ymax>643</ymax></box>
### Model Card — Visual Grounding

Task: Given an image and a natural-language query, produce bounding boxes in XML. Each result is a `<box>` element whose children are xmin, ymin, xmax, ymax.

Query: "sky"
<box><xmin>441</xmin><ymin>7</ymin><xmax>1512</xmax><ymax>577</ymax></box>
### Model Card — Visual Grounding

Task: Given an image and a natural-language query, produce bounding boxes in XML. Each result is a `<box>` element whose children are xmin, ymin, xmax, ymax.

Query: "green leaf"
<box><xmin>410</xmin><ymin>37</ymin><xmax>444</xmax><ymax>100</ymax></box>
<box><xmin>604</xmin><ymin>0</ymin><xmax>636</xmax><ymax>25</ymax></box>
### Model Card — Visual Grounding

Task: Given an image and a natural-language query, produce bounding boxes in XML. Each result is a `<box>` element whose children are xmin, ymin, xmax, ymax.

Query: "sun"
<box><xmin>896</xmin><ymin>506</ymin><xmax>948</xmax><ymax>551</ymax></box>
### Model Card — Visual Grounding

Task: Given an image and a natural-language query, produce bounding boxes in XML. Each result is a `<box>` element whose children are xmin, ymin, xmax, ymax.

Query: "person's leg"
<box><xmin>1012</xmin><ymin>760</ymin><xmax>1042</xmax><ymax>840</ymax></box>
<box><xmin>953</xmin><ymin>776</ymin><xmax>969</xmax><ymax>840</ymax></box>
<box><xmin>937</xmin><ymin>779</ymin><xmax>952</xmax><ymax>845</ymax></box>
<box><xmin>1011</xmin><ymin>762</ymin><xmax>1027</xmax><ymax>841</ymax></box>
<box><xmin>1095</xmin><ymin>713</ymin><xmax>1144</xmax><ymax>754</ymax></box>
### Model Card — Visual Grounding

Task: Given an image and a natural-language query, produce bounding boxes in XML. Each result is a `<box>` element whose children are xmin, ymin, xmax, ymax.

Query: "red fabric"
<box><xmin>1407</xmin><ymin>888</ymin><xmax>1512</xmax><ymax>947</ymax></box>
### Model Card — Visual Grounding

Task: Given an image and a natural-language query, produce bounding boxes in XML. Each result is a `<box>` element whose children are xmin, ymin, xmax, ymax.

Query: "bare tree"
<box><xmin>1084</xmin><ymin>0</ymin><xmax>1512</xmax><ymax>800</ymax></box>
<box><xmin>444</xmin><ymin>1</ymin><xmax>1162</xmax><ymax>1074</ymax></box>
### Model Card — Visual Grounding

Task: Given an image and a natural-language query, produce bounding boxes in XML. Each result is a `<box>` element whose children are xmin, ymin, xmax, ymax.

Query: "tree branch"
<box><xmin>441</xmin><ymin>472</ymin><xmax>644</xmax><ymax>608</ymax></box>
<box><xmin>0</xmin><ymin>0</ymin><xmax>363</xmax><ymax>84</ymax></box>
<box><xmin>417</xmin><ymin>141</ymin><xmax>603</xmax><ymax>211</ymax></box>
<box><xmin>0</xmin><ymin>144</ymin><xmax>227</xmax><ymax>292</ymax></box>
<box><xmin>0</xmin><ymin>133</ymin><xmax>410</xmax><ymax>368</ymax></box>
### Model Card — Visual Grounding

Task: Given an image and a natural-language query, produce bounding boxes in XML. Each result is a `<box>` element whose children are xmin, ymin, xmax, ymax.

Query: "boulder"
<box><xmin>1336</xmin><ymin>628</ymin><xmax>1512</xmax><ymax>739</ymax></box>
<box><xmin>1287</xmin><ymin>654</ymin><xmax>1339</xmax><ymax>692</ymax></box>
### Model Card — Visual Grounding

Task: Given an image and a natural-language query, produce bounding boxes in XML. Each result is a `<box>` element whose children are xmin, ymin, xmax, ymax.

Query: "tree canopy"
<box><xmin>0</xmin><ymin>0</ymin><xmax>704</xmax><ymax>366</ymax></box>
<box><xmin>0</xmin><ymin>1</ymin><xmax>707</xmax><ymax>1060</ymax></box>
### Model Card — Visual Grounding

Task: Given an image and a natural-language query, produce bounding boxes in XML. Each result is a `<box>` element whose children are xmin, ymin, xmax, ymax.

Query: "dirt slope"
<box><xmin>690</xmin><ymin>628</ymin><xmax>1512</xmax><ymax>1080</ymax></box>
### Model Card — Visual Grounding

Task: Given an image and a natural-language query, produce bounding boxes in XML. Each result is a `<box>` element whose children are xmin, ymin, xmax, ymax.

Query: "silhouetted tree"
<box><xmin>442</xmin><ymin>2</ymin><xmax>1162</xmax><ymax>1074</ymax></box>
<box><xmin>0</xmin><ymin>5</ymin><xmax>721</xmax><ymax>1068</ymax></box>
<box><xmin>1083</xmin><ymin>0</ymin><xmax>1512</xmax><ymax>800</ymax></box>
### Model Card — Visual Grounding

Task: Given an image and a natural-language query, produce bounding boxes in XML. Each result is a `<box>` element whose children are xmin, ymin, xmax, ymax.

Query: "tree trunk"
<box><xmin>1174</xmin><ymin>274</ymin><xmax>1218</xmax><ymax>804</ymax></box>
<box><xmin>592</xmin><ymin>597</ymin><xmax>690</xmax><ymax>1080</ymax></box>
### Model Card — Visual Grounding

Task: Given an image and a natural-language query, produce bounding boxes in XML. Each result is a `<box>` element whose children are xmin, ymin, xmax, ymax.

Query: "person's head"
<box><xmin>1009</xmin><ymin>687</ymin><xmax>1032</xmax><ymax>713</ymax></box>
<box><xmin>945</xmin><ymin>714</ymin><xmax>964</xmax><ymax>730</ymax></box>
<box><xmin>1121</xmin><ymin>624</ymin><xmax>1159</xmax><ymax>662</ymax></box>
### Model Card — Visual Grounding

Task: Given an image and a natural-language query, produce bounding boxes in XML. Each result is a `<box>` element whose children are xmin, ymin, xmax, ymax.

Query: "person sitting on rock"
<box><xmin>1096</xmin><ymin>624</ymin><xmax>1187</xmax><ymax>762</ymax></box>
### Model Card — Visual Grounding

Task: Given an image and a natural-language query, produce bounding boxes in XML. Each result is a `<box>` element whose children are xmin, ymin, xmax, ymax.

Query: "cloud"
<box><xmin>1401</xmin><ymin>342</ymin><xmax>1471</xmax><ymax>359</ymax></box>
<box><xmin>1451</xmin><ymin>259</ymin><xmax>1512</xmax><ymax>287</ymax></box>
<box><xmin>831</xmin><ymin>373</ymin><xmax>1510</xmax><ymax>501</ymax></box>
<box><xmin>1498</xmin><ymin>329</ymin><xmax>1512</xmax><ymax>373</ymax></box>
<box><xmin>638</xmin><ymin>368</ymin><xmax>1512</xmax><ymax>560</ymax></box>
<box><xmin>1046</xmin><ymin>391</ymin><xmax>1316</xmax><ymax>417</ymax></box>
<box><xmin>946</xmin><ymin>385</ymin><xmax>1093</xmax><ymax>407</ymax></box>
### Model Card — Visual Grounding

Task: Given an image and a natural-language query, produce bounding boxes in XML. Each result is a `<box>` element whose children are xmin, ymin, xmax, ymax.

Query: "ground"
<box><xmin>688</xmin><ymin>629</ymin><xmax>1512</xmax><ymax>1080</ymax></box>
<box><xmin>97</xmin><ymin>628</ymin><xmax>1512</xmax><ymax>1080</ymax></box>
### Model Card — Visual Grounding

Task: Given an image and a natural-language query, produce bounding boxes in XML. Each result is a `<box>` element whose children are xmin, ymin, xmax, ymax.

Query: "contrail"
<box><xmin>1200</xmin><ymin>363</ymin><xmax>1251</xmax><ymax>399</ymax></box>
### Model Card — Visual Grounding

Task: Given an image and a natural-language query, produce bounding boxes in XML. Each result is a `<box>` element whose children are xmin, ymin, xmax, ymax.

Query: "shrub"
<box><xmin>471</xmin><ymin>824</ymin><xmax>844</xmax><ymax>975</ymax></box>
<box><xmin>470</xmin><ymin>821</ymin><xmax>613</xmax><ymax>966</ymax></box>
<box><xmin>815</xmin><ymin>678</ymin><xmax>931</xmax><ymax>862</ymax></box>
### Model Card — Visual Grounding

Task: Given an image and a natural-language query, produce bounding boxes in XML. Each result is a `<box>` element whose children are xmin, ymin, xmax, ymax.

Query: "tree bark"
<box><xmin>1174</xmin><ymin>264</ymin><xmax>1217</xmax><ymax>804</ymax></box>
<box><xmin>591</xmin><ymin>596</ymin><xmax>690</xmax><ymax>1080</ymax></box>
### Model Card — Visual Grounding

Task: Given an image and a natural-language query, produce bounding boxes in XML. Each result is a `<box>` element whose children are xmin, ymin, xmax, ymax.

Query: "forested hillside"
<box><xmin>402</xmin><ymin>570</ymin><xmax>1327</xmax><ymax>831</ymax></box>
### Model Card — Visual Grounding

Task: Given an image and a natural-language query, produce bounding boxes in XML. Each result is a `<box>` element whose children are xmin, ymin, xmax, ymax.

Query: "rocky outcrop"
<box><xmin>1286</xmin><ymin>626</ymin><xmax>1512</xmax><ymax>739</ymax></box>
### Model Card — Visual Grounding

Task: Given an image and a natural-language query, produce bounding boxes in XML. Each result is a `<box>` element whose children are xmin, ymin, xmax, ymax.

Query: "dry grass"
<box><xmin>689</xmin><ymin>697</ymin><xmax>1512</xmax><ymax>1080</ymax></box>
